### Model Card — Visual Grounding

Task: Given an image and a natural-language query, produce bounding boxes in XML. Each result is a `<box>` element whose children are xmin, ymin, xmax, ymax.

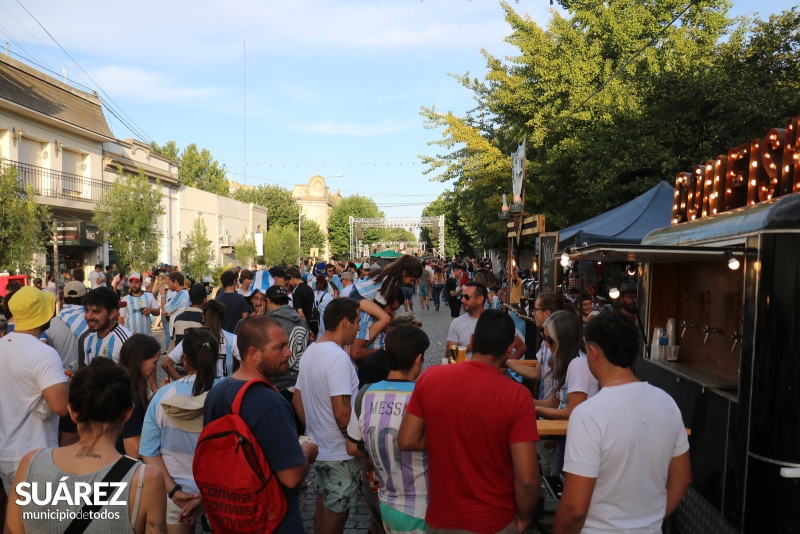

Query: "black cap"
<box><xmin>189</xmin><ymin>283</ymin><xmax>207</xmax><ymax>301</ymax></box>
<box><xmin>265</xmin><ymin>284</ymin><xmax>289</xmax><ymax>302</ymax></box>
<box><xmin>268</xmin><ymin>266</ymin><xmax>287</xmax><ymax>280</ymax></box>
<box><xmin>621</xmin><ymin>281</ymin><xmax>637</xmax><ymax>294</ymax></box>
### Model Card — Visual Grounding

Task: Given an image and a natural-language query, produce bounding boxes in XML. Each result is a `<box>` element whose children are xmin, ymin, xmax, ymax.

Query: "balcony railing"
<box><xmin>1</xmin><ymin>158</ymin><xmax>111</xmax><ymax>204</ymax></box>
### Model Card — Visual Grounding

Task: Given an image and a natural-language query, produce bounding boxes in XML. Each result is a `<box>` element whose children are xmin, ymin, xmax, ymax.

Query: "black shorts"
<box><xmin>449</xmin><ymin>299</ymin><xmax>462</xmax><ymax>318</ymax></box>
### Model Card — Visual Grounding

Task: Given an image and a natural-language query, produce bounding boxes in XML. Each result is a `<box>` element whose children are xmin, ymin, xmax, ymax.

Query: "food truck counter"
<box><xmin>567</xmin><ymin>192</ymin><xmax>800</xmax><ymax>533</ymax></box>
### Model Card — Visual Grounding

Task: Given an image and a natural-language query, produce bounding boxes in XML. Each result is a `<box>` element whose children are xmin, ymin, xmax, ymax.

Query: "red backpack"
<box><xmin>193</xmin><ymin>379</ymin><xmax>287</xmax><ymax>533</ymax></box>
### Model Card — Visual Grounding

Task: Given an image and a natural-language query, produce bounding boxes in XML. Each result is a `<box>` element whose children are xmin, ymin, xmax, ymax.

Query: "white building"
<box><xmin>0</xmin><ymin>53</ymin><xmax>266</xmax><ymax>274</ymax></box>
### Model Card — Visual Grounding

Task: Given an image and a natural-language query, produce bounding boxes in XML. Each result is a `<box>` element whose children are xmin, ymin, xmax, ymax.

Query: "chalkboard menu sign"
<box><xmin>538</xmin><ymin>233</ymin><xmax>559</xmax><ymax>295</ymax></box>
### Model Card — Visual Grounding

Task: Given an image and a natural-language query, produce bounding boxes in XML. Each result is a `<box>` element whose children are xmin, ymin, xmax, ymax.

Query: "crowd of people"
<box><xmin>0</xmin><ymin>253</ymin><xmax>691</xmax><ymax>534</ymax></box>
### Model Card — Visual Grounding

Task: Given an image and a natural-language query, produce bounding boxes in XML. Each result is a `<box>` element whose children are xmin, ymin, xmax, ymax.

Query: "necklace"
<box><xmin>603</xmin><ymin>378</ymin><xmax>637</xmax><ymax>387</ymax></box>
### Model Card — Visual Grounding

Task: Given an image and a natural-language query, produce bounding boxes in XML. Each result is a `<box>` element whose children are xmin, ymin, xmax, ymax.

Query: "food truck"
<box><xmin>565</xmin><ymin>115</ymin><xmax>800</xmax><ymax>533</ymax></box>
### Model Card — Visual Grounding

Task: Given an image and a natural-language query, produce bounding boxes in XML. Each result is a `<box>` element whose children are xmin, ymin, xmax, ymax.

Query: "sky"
<box><xmin>1</xmin><ymin>0</ymin><xmax>797</xmax><ymax>219</ymax></box>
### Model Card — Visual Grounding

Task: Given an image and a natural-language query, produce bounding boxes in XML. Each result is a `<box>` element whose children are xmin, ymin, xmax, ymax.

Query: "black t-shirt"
<box><xmin>358</xmin><ymin>349</ymin><xmax>390</xmax><ymax>389</ymax></box>
<box><xmin>116</xmin><ymin>396</ymin><xmax>145</xmax><ymax>454</ymax></box>
<box><xmin>215</xmin><ymin>291</ymin><xmax>251</xmax><ymax>333</ymax></box>
<box><xmin>445</xmin><ymin>277</ymin><xmax>460</xmax><ymax>299</ymax></box>
<box><xmin>292</xmin><ymin>283</ymin><xmax>315</xmax><ymax>321</ymax></box>
<box><xmin>203</xmin><ymin>378</ymin><xmax>306</xmax><ymax>534</ymax></box>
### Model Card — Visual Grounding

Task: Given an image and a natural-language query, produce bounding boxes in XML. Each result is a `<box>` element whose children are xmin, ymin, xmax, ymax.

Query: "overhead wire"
<box><xmin>14</xmin><ymin>0</ymin><xmax>154</xmax><ymax>144</ymax></box>
<box><xmin>549</xmin><ymin>0</ymin><xmax>701</xmax><ymax>131</ymax></box>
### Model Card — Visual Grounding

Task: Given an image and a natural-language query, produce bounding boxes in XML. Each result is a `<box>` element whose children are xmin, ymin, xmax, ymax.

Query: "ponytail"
<box><xmin>182</xmin><ymin>328</ymin><xmax>218</xmax><ymax>396</ymax></box>
<box><xmin>367</xmin><ymin>255</ymin><xmax>423</xmax><ymax>300</ymax></box>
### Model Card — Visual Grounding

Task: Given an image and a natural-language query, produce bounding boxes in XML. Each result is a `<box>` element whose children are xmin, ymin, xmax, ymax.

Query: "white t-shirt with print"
<box><xmin>0</xmin><ymin>333</ymin><xmax>68</xmax><ymax>462</ymax></box>
<box><xmin>295</xmin><ymin>341</ymin><xmax>359</xmax><ymax>461</ymax></box>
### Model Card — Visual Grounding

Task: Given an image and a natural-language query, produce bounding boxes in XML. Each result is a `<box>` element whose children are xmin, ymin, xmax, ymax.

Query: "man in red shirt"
<box><xmin>398</xmin><ymin>309</ymin><xmax>540</xmax><ymax>533</ymax></box>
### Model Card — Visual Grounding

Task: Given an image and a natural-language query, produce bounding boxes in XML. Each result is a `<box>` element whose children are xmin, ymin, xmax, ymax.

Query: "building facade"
<box><xmin>1</xmin><ymin>53</ymin><xmax>266</xmax><ymax>276</ymax></box>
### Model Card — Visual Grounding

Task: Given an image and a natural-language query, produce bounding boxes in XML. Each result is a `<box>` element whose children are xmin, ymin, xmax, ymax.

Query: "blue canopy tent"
<box><xmin>557</xmin><ymin>181</ymin><xmax>675</xmax><ymax>250</ymax></box>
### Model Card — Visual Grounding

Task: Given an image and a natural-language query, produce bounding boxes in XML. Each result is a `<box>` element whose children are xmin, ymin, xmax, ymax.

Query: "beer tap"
<box><xmin>703</xmin><ymin>325</ymin><xmax>722</xmax><ymax>344</ymax></box>
<box><xmin>680</xmin><ymin>321</ymin><xmax>698</xmax><ymax>338</ymax></box>
<box><xmin>731</xmin><ymin>329</ymin><xmax>741</xmax><ymax>352</ymax></box>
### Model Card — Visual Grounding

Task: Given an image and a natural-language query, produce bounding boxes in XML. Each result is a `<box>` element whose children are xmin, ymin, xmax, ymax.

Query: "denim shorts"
<box><xmin>418</xmin><ymin>285</ymin><xmax>430</xmax><ymax>297</ymax></box>
<box><xmin>402</xmin><ymin>287</ymin><xmax>414</xmax><ymax>300</ymax></box>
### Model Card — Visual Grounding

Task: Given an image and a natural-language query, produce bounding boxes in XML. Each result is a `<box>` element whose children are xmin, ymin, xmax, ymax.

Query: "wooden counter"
<box><xmin>536</xmin><ymin>419</ymin><xmax>690</xmax><ymax>437</ymax></box>
<box><xmin>537</xmin><ymin>420</ymin><xmax>568</xmax><ymax>436</ymax></box>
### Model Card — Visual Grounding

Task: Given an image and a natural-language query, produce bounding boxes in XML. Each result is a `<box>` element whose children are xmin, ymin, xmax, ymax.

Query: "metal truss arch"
<box><xmin>349</xmin><ymin>215</ymin><xmax>445</xmax><ymax>259</ymax></box>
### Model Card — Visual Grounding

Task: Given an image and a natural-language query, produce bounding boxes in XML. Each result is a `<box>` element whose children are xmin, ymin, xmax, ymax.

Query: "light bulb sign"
<box><xmin>672</xmin><ymin>114</ymin><xmax>800</xmax><ymax>224</ymax></box>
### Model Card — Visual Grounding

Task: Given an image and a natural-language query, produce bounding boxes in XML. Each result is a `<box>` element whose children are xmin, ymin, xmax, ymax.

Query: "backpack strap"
<box><xmin>231</xmin><ymin>378</ymin><xmax>277</xmax><ymax>415</ymax></box>
<box><xmin>63</xmin><ymin>456</ymin><xmax>138</xmax><ymax>534</ymax></box>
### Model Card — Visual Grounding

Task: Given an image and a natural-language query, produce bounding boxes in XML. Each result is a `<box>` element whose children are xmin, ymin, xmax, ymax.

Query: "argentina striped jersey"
<box><xmin>57</xmin><ymin>304</ymin><xmax>88</xmax><ymax>338</ymax></box>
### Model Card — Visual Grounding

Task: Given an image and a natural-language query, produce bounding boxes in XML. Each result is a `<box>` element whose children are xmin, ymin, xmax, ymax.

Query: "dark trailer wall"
<box><xmin>570</xmin><ymin>194</ymin><xmax>800</xmax><ymax>533</ymax></box>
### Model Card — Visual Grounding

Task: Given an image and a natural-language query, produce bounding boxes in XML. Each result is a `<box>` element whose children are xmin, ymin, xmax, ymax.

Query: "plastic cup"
<box><xmin>666</xmin><ymin>346</ymin><xmax>680</xmax><ymax>362</ymax></box>
<box><xmin>457</xmin><ymin>346</ymin><xmax>467</xmax><ymax>363</ymax></box>
<box><xmin>441</xmin><ymin>357</ymin><xmax>449</xmax><ymax>365</ymax></box>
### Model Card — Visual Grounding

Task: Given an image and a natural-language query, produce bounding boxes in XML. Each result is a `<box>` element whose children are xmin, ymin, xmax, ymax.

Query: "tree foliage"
<box><xmin>181</xmin><ymin>218</ymin><xmax>213</xmax><ymax>281</ymax></box>
<box><xmin>0</xmin><ymin>164</ymin><xmax>51</xmax><ymax>274</ymax></box>
<box><xmin>231</xmin><ymin>184</ymin><xmax>299</xmax><ymax>229</ymax></box>
<box><xmin>421</xmin><ymin>2</ymin><xmax>800</xmax><ymax>252</ymax></box>
<box><xmin>263</xmin><ymin>225</ymin><xmax>300</xmax><ymax>266</ymax></box>
<box><xmin>300</xmin><ymin>218</ymin><xmax>326</xmax><ymax>254</ymax></box>
<box><xmin>327</xmin><ymin>195</ymin><xmax>384</xmax><ymax>257</ymax></box>
<box><xmin>151</xmin><ymin>141</ymin><xmax>229</xmax><ymax>197</ymax></box>
<box><xmin>94</xmin><ymin>169</ymin><xmax>163</xmax><ymax>271</ymax></box>
<box><xmin>419</xmin><ymin>192</ymin><xmax>465</xmax><ymax>259</ymax></box>
<box><xmin>234</xmin><ymin>232</ymin><xmax>258</xmax><ymax>269</ymax></box>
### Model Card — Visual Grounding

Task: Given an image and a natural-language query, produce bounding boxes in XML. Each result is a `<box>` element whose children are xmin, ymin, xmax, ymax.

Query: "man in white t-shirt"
<box><xmin>0</xmin><ymin>287</ymin><xmax>69</xmax><ymax>493</ymax></box>
<box><xmin>445</xmin><ymin>281</ymin><xmax>486</xmax><ymax>360</ymax></box>
<box><xmin>89</xmin><ymin>263</ymin><xmax>106</xmax><ymax>289</ymax></box>
<box><xmin>555</xmin><ymin>311</ymin><xmax>692</xmax><ymax>534</ymax></box>
<box><xmin>293</xmin><ymin>298</ymin><xmax>361</xmax><ymax>534</ymax></box>
<box><xmin>338</xmin><ymin>271</ymin><xmax>355</xmax><ymax>298</ymax></box>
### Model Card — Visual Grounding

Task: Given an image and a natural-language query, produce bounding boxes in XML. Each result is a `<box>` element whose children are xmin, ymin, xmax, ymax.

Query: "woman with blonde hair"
<box><xmin>151</xmin><ymin>274</ymin><xmax>167</xmax><ymax>333</ymax></box>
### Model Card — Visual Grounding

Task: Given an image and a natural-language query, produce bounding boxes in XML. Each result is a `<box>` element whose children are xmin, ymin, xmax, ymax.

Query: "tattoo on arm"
<box><xmin>146</xmin><ymin>519</ymin><xmax>167</xmax><ymax>533</ymax></box>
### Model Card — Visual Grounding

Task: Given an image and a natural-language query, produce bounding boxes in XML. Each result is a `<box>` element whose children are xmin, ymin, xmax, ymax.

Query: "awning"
<box><xmin>567</xmin><ymin>244</ymin><xmax>744</xmax><ymax>264</ymax></box>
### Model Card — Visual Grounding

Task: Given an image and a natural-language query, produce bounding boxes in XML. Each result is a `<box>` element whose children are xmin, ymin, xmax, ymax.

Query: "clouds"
<box><xmin>87</xmin><ymin>65</ymin><xmax>222</xmax><ymax>104</ymax></box>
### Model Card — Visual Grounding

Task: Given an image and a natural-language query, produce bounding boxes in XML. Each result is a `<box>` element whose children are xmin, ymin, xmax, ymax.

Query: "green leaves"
<box><xmin>151</xmin><ymin>141</ymin><xmax>229</xmax><ymax>196</ymax></box>
<box><xmin>422</xmin><ymin>1</ymin><xmax>800</xmax><ymax>252</ymax></box>
<box><xmin>181</xmin><ymin>218</ymin><xmax>213</xmax><ymax>281</ymax></box>
<box><xmin>263</xmin><ymin>225</ymin><xmax>300</xmax><ymax>266</ymax></box>
<box><xmin>232</xmin><ymin>184</ymin><xmax>299</xmax><ymax>229</ymax></box>
<box><xmin>0</xmin><ymin>164</ymin><xmax>51</xmax><ymax>274</ymax></box>
<box><xmin>93</xmin><ymin>169</ymin><xmax>163</xmax><ymax>272</ymax></box>
<box><xmin>328</xmin><ymin>195</ymin><xmax>384</xmax><ymax>257</ymax></box>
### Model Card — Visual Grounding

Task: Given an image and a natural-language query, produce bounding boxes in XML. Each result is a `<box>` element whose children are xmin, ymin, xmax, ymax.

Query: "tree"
<box><xmin>0</xmin><ymin>163</ymin><xmax>51</xmax><ymax>274</ymax></box>
<box><xmin>419</xmin><ymin>193</ymin><xmax>466</xmax><ymax>258</ymax></box>
<box><xmin>420</xmin><ymin>0</ymin><xmax>745</xmax><ymax>244</ymax></box>
<box><xmin>151</xmin><ymin>141</ymin><xmax>230</xmax><ymax>197</ymax></box>
<box><xmin>234</xmin><ymin>232</ymin><xmax>258</xmax><ymax>268</ymax></box>
<box><xmin>300</xmin><ymin>218</ymin><xmax>326</xmax><ymax>254</ymax></box>
<box><xmin>383</xmin><ymin>228</ymin><xmax>416</xmax><ymax>243</ymax></box>
<box><xmin>94</xmin><ymin>169</ymin><xmax>163</xmax><ymax>271</ymax></box>
<box><xmin>263</xmin><ymin>225</ymin><xmax>300</xmax><ymax>266</ymax></box>
<box><xmin>181</xmin><ymin>218</ymin><xmax>213</xmax><ymax>281</ymax></box>
<box><xmin>327</xmin><ymin>195</ymin><xmax>384</xmax><ymax>257</ymax></box>
<box><xmin>231</xmin><ymin>184</ymin><xmax>299</xmax><ymax>229</ymax></box>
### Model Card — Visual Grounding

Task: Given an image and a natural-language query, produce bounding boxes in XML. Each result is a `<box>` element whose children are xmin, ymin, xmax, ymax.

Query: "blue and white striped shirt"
<box><xmin>82</xmin><ymin>323</ymin><xmax>132</xmax><ymax>365</ymax></box>
<box><xmin>57</xmin><ymin>304</ymin><xmax>88</xmax><ymax>338</ymax></box>
<box><xmin>120</xmin><ymin>292</ymin><xmax>158</xmax><ymax>335</ymax></box>
<box><xmin>356</xmin><ymin>311</ymin><xmax>385</xmax><ymax>351</ymax></box>
<box><xmin>353</xmin><ymin>277</ymin><xmax>387</xmax><ymax>305</ymax></box>
<box><xmin>244</xmin><ymin>270</ymin><xmax>274</xmax><ymax>297</ymax></box>
<box><xmin>164</xmin><ymin>290</ymin><xmax>190</xmax><ymax>338</ymax></box>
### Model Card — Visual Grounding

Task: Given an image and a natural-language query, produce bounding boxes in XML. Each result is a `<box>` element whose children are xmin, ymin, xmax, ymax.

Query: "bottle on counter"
<box><xmin>658</xmin><ymin>328</ymin><xmax>669</xmax><ymax>363</ymax></box>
